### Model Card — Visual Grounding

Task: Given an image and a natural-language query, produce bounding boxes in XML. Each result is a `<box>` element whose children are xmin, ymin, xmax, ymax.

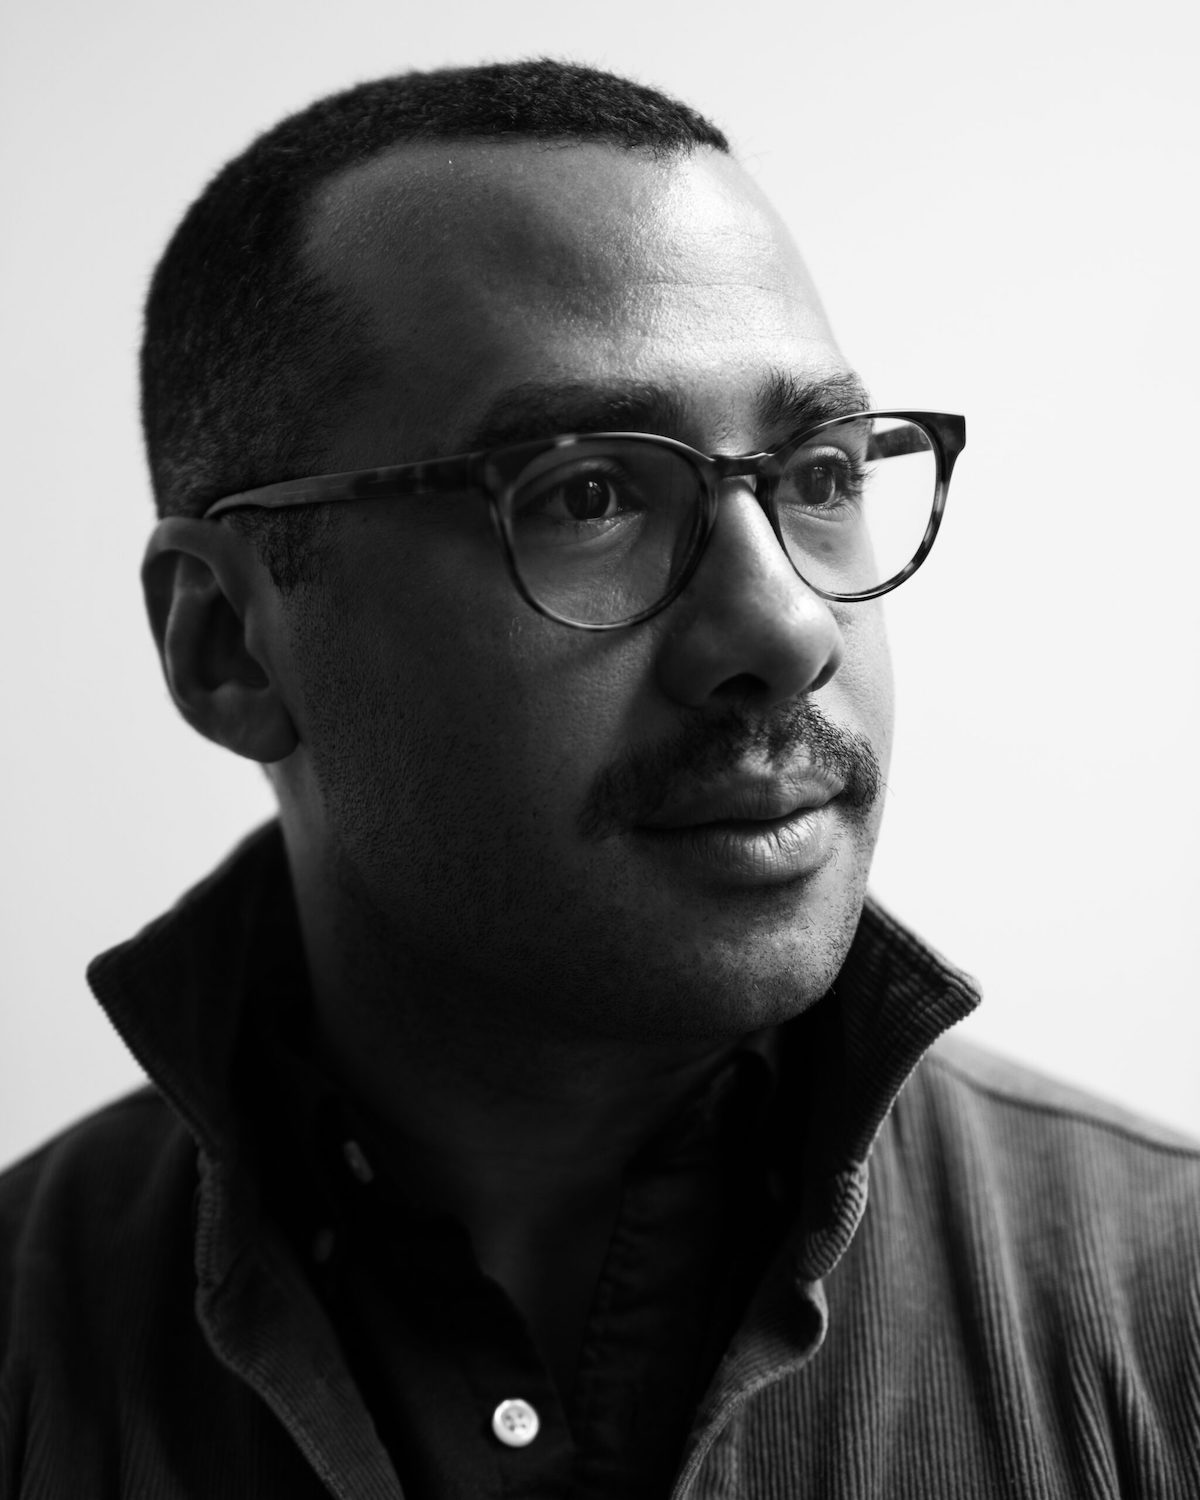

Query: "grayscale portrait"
<box><xmin>3</xmin><ymin>5</ymin><xmax>1198</xmax><ymax>1496</ymax></box>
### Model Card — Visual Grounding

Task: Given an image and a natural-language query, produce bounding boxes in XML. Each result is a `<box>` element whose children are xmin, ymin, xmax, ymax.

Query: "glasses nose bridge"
<box><xmin>709</xmin><ymin>449</ymin><xmax>773</xmax><ymax>488</ymax></box>
<box><xmin>706</xmin><ymin>450</ymin><xmax>776</xmax><ymax>511</ymax></box>
<box><xmin>688</xmin><ymin>449</ymin><xmax>798</xmax><ymax>589</ymax></box>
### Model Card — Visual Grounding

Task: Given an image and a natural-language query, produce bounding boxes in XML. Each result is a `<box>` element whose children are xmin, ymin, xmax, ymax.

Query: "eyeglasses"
<box><xmin>204</xmin><ymin>409</ymin><xmax>965</xmax><ymax>630</ymax></box>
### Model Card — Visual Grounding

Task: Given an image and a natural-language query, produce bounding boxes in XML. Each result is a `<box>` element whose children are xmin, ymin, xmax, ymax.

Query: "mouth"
<box><xmin>639</xmin><ymin>772</ymin><xmax>844</xmax><ymax>830</ymax></box>
<box><xmin>633</xmin><ymin>775</ymin><xmax>843</xmax><ymax>888</ymax></box>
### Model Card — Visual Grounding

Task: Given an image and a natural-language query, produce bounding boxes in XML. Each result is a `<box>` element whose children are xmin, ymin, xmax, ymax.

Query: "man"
<box><xmin>2</xmin><ymin>58</ymin><xmax>1198</xmax><ymax>1499</ymax></box>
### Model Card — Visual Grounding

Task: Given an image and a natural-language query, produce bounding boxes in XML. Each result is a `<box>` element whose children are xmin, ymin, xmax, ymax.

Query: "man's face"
<box><xmin>272</xmin><ymin>140</ymin><xmax>894</xmax><ymax>1046</ymax></box>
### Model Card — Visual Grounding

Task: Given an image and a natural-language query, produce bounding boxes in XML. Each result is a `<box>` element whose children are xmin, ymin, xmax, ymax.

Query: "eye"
<box><xmin>782</xmin><ymin>449</ymin><xmax>868</xmax><ymax>513</ymax></box>
<box><xmin>796</xmin><ymin>463</ymin><xmax>841</xmax><ymax>509</ymax></box>
<box><xmin>552</xmin><ymin>474</ymin><xmax>624</xmax><ymax>523</ymax></box>
<box><xmin>516</xmin><ymin>459</ymin><xmax>645</xmax><ymax>528</ymax></box>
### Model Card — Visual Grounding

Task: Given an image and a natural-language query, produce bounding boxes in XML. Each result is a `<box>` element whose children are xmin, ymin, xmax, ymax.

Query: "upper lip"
<box><xmin>638</xmin><ymin>769</ymin><xmax>844</xmax><ymax>830</ymax></box>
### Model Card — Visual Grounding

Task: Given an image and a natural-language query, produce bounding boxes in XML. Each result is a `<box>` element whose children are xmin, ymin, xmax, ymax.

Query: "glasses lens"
<box><xmin>503</xmin><ymin>438</ymin><xmax>704</xmax><ymax>626</ymax></box>
<box><xmin>773</xmin><ymin>416</ymin><xmax>938</xmax><ymax>596</ymax></box>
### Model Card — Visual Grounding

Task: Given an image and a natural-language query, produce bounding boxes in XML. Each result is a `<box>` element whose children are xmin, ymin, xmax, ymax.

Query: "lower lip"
<box><xmin>634</xmin><ymin>803</ymin><xmax>838</xmax><ymax>888</ymax></box>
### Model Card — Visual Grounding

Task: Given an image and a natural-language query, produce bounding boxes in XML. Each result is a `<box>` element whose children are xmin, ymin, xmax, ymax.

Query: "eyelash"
<box><xmin>776</xmin><ymin>454</ymin><xmax>869</xmax><ymax>507</ymax></box>
<box><xmin>515</xmin><ymin>460</ymin><xmax>638</xmax><ymax>515</ymax></box>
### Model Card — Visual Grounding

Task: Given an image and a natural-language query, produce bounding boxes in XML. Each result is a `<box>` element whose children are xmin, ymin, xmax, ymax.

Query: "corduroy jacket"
<box><xmin>2</xmin><ymin>825</ymin><xmax>1199</xmax><ymax>1498</ymax></box>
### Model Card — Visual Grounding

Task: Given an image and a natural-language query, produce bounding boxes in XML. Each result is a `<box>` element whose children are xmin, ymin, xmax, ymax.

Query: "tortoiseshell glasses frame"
<box><xmin>203</xmin><ymin>409</ymin><xmax>966</xmax><ymax>630</ymax></box>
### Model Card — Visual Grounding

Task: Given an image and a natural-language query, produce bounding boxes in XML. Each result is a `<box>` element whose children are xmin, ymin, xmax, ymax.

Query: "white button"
<box><xmin>342</xmin><ymin>1138</ymin><xmax>375</xmax><ymax>1184</ymax></box>
<box><xmin>492</xmin><ymin>1397</ymin><xmax>539</xmax><ymax>1448</ymax></box>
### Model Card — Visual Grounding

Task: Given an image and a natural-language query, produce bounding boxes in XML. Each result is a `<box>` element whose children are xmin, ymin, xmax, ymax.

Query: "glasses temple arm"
<box><xmin>203</xmin><ymin>453</ymin><xmax>480</xmax><ymax>517</ymax></box>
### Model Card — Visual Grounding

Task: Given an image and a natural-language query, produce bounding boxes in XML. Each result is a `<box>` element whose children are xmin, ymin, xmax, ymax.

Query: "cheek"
<box><xmin>291</xmin><ymin>553</ymin><xmax>653</xmax><ymax>860</ymax></box>
<box><xmin>833</xmin><ymin>601</ymin><xmax>895</xmax><ymax>775</ymax></box>
<box><xmin>440</xmin><ymin>616</ymin><xmax>655</xmax><ymax>822</ymax></box>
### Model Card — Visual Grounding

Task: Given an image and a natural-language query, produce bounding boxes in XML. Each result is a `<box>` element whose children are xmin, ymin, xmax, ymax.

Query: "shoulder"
<box><xmin>787</xmin><ymin>1022</ymin><xmax>1200</xmax><ymax>1491</ymax></box>
<box><xmin>0</xmin><ymin>1085</ymin><xmax>193</xmax><ymax>1231</ymax></box>
<box><xmin>0</xmin><ymin>1088</ymin><xmax>199</xmax><ymax>1366</ymax></box>
<box><xmin>845</xmin><ymin>1038</ymin><xmax>1200</xmax><ymax>1481</ymax></box>
<box><xmin>891</xmin><ymin>1035</ymin><xmax>1200</xmax><ymax>1270</ymax></box>
<box><xmin>0</xmin><ymin>1093</ymin><xmax>317</xmax><ymax>1494</ymax></box>
<box><xmin>919</xmin><ymin>1032</ymin><xmax>1200</xmax><ymax>1162</ymax></box>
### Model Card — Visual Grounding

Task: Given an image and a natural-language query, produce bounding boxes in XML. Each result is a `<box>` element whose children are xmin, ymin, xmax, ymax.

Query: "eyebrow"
<box><xmin>458</xmin><ymin>368</ymin><xmax>873</xmax><ymax>455</ymax></box>
<box><xmin>757</xmin><ymin>368</ymin><xmax>873</xmax><ymax>438</ymax></box>
<box><xmin>461</xmin><ymin>381</ymin><xmax>690</xmax><ymax>451</ymax></box>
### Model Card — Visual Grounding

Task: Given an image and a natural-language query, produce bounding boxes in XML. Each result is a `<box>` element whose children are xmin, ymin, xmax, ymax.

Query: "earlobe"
<box><xmin>142</xmin><ymin>518</ymin><xmax>300</xmax><ymax>764</ymax></box>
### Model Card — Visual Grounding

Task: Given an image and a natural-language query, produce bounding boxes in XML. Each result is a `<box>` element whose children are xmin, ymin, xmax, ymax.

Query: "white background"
<box><xmin>2</xmin><ymin>0</ymin><xmax>1198</xmax><ymax>1167</ymax></box>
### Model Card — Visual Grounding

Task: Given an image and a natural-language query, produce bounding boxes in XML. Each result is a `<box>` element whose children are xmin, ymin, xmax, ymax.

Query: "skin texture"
<box><xmin>144</xmin><ymin>139</ymin><xmax>894</xmax><ymax>1391</ymax></box>
<box><xmin>285</xmin><ymin>141</ymin><xmax>893</xmax><ymax>1041</ymax></box>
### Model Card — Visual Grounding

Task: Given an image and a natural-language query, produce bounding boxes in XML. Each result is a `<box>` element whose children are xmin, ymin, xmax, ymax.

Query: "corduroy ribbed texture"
<box><xmin>2</xmin><ymin>825</ymin><xmax>1198</xmax><ymax>1497</ymax></box>
<box><xmin>678</xmin><ymin>1038</ymin><xmax>1200</xmax><ymax>1498</ymax></box>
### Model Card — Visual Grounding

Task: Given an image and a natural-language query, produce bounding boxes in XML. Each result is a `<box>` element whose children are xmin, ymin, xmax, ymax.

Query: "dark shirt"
<box><xmin>240</xmin><ymin>903</ymin><xmax>789</xmax><ymax>1499</ymax></box>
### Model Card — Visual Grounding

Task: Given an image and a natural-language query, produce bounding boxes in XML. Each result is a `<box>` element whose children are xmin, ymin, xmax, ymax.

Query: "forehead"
<box><xmin>301</xmin><ymin>139</ymin><xmax>851</xmax><ymax>459</ymax></box>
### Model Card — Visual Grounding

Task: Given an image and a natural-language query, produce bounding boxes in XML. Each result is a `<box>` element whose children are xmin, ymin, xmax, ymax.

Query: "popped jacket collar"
<box><xmin>85</xmin><ymin>823</ymin><xmax>982</xmax><ymax>1499</ymax></box>
<box><xmin>87</xmin><ymin>819</ymin><xmax>981</xmax><ymax>1280</ymax></box>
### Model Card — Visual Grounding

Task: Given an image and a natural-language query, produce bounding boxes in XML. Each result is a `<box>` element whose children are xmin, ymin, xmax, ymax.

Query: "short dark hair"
<box><xmin>141</xmin><ymin>59</ymin><xmax>729</xmax><ymax>586</ymax></box>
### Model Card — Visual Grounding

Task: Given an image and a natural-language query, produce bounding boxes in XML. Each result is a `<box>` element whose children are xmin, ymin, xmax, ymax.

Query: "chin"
<box><xmin>537</xmin><ymin>882</ymin><xmax>868</xmax><ymax>1047</ymax></box>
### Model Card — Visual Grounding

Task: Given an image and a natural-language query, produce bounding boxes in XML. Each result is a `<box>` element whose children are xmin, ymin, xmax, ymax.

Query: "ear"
<box><xmin>142</xmin><ymin>517</ymin><xmax>300</xmax><ymax>764</ymax></box>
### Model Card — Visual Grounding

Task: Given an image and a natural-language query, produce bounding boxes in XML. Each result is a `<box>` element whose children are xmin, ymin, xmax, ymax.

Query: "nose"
<box><xmin>654</xmin><ymin>482</ymin><xmax>844</xmax><ymax>710</ymax></box>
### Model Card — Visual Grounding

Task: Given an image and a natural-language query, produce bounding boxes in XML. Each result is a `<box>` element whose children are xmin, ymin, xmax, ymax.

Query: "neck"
<box><xmin>289</xmin><ymin>841</ymin><xmax>737</xmax><ymax>1262</ymax></box>
<box><xmin>282</xmin><ymin>822</ymin><xmax>755</xmax><ymax>1396</ymax></box>
<box><xmin>330</xmin><ymin>1027</ymin><xmax>732</xmax><ymax>1280</ymax></box>
<box><xmin>310</xmin><ymin>955</ymin><xmax>735</xmax><ymax>1231</ymax></box>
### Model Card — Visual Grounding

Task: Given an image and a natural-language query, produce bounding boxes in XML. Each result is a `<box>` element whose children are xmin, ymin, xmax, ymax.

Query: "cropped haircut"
<box><xmin>140</xmin><ymin>60</ymin><xmax>729</xmax><ymax>589</ymax></box>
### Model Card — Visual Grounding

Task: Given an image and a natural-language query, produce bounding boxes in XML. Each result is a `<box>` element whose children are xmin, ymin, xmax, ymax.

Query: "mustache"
<box><xmin>579</xmin><ymin>699</ymin><xmax>883</xmax><ymax>840</ymax></box>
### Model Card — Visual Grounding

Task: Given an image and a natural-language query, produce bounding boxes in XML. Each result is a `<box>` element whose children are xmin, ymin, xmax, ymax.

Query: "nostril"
<box><xmin>710</xmin><ymin>672</ymin><xmax>768</xmax><ymax>705</ymax></box>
